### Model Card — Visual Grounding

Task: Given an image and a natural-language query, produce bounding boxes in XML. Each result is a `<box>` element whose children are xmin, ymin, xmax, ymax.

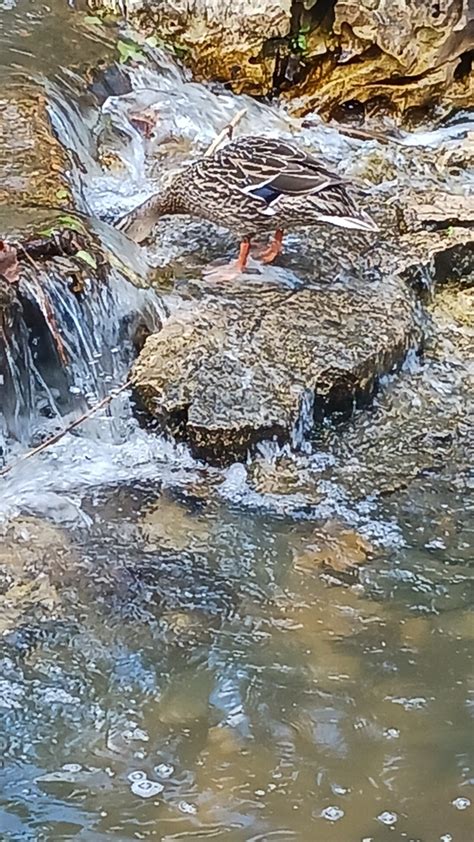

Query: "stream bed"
<box><xmin>0</xmin><ymin>2</ymin><xmax>472</xmax><ymax>840</ymax></box>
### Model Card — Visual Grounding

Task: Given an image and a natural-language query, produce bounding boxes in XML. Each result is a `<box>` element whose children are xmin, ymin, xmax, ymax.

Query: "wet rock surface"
<box><xmin>0</xmin><ymin>89</ymin><xmax>72</xmax><ymax>216</ymax></box>
<box><xmin>0</xmin><ymin>516</ymin><xmax>73</xmax><ymax>639</ymax></box>
<box><xmin>94</xmin><ymin>0</ymin><xmax>473</xmax><ymax>117</ymax></box>
<box><xmin>132</xmin><ymin>269</ymin><xmax>420</xmax><ymax>462</ymax></box>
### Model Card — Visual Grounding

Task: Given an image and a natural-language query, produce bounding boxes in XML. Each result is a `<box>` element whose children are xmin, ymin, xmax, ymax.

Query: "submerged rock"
<box><xmin>132</xmin><ymin>269</ymin><xmax>420</xmax><ymax>462</ymax></box>
<box><xmin>0</xmin><ymin>516</ymin><xmax>74</xmax><ymax>638</ymax></box>
<box><xmin>293</xmin><ymin>520</ymin><xmax>374</xmax><ymax>579</ymax></box>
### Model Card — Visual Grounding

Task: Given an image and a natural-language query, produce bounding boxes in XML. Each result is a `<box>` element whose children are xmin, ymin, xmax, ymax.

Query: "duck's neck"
<box><xmin>118</xmin><ymin>185</ymin><xmax>180</xmax><ymax>244</ymax></box>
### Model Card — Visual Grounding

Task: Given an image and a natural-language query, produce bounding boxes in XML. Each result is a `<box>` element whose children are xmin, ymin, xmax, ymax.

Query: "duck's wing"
<box><xmin>217</xmin><ymin>138</ymin><xmax>345</xmax><ymax>216</ymax></box>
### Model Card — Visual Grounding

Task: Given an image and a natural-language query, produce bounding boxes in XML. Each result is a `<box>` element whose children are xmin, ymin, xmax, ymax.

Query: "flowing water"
<box><xmin>0</xmin><ymin>2</ymin><xmax>473</xmax><ymax>840</ymax></box>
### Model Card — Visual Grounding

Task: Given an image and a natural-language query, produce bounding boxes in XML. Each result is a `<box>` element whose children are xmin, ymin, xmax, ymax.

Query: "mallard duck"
<box><xmin>117</xmin><ymin>136</ymin><xmax>378</xmax><ymax>272</ymax></box>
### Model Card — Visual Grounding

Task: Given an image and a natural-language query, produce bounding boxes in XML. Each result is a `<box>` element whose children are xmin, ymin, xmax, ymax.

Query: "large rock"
<box><xmin>92</xmin><ymin>0</ymin><xmax>473</xmax><ymax>118</ymax></box>
<box><xmin>293</xmin><ymin>0</ymin><xmax>473</xmax><ymax>117</ymax></box>
<box><xmin>131</xmin><ymin>183</ymin><xmax>474</xmax><ymax>464</ymax></box>
<box><xmin>132</xmin><ymin>270</ymin><xmax>420</xmax><ymax>463</ymax></box>
<box><xmin>0</xmin><ymin>89</ymin><xmax>72</xmax><ymax>216</ymax></box>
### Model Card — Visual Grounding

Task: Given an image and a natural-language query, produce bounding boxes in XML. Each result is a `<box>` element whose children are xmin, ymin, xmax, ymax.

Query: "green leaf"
<box><xmin>37</xmin><ymin>214</ymin><xmax>85</xmax><ymax>238</ymax></box>
<box><xmin>144</xmin><ymin>35</ymin><xmax>159</xmax><ymax>48</ymax></box>
<box><xmin>76</xmin><ymin>249</ymin><xmax>97</xmax><ymax>269</ymax></box>
<box><xmin>57</xmin><ymin>215</ymin><xmax>86</xmax><ymax>233</ymax></box>
<box><xmin>295</xmin><ymin>33</ymin><xmax>308</xmax><ymax>52</ymax></box>
<box><xmin>173</xmin><ymin>43</ymin><xmax>189</xmax><ymax>58</ymax></box>
<box><xmin>117</xmin><ymin>39</ymin><xmax>145</xmax><ymax>64</ymax></box>
<box><xmin>55</xmin><ymin>188</ymin><xmax>69</xmax><ymax>201</ymax></box>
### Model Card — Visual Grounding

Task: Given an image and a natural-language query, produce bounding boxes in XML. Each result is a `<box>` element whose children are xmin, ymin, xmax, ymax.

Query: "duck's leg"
<box><xmin>203</xmin><ymin>237</ymin><xmax>251</xmax><ymax>281</ymax></box>
<box><xmin>236</xmin><ymin>237</ymin><xmax>251</xmax><ymax>271</ymax></box>
<box><xmin>259</xmin><ymin>229</ymin><xmax>284</xmax><ymax>264</ymax></box>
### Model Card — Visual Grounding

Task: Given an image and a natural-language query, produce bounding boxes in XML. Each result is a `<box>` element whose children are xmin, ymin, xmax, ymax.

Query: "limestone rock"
<box><xmin>132</xmin><ymin>270</ymin><xmax>420</xmax><ymax>462</ymax></box>
<box><xmin>0</xmin><ymin>516</ymin><xmax>74</xmax><ymax>636</ymax></box>
<box><xmin>92</xmin><ymin>0</ymin><xmax>473</xmax><ymax>118</ymax></box>
<box><xmin>95</xmin><ymin>0</ymin><xmax>292</xmax><ymax>95</ymax></box>
<box><xmin>293</xmin><ymin>520</ymin><xmax>374</xmax><ymax>577</ymax></box>
<box><xmin>0</xmin><ymin>90</ymin><xmax>72</xmax><ymax>215</ymax></box>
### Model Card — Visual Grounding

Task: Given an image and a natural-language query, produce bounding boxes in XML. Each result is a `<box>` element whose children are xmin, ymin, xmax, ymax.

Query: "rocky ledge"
<box><xmin>132</xmin><ymin>267</ymin><xmax>421</xmax><ymax>463</ymax></box>
<box><xmin>92</xmin><ymin>0</ymin><xmax>473</xmax><ymax>119</ymax></box>
<box><xmin>131</xmin><ymin>184</ymin><xmax>474</xmax><ymax>465</ymax></box>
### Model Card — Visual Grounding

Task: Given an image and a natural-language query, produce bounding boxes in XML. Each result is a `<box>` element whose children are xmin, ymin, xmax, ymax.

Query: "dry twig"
<box><xmin>204</xmin><ymin>107</ymin><xmax>247</xmax><ymax>157</ymax></box>
<box><xmin>0</xmin><ymin>380</ymin><xmax>133</xmax><ymax>478</ymax></box>
<box><xmin>0</xmin><ymin>114</ymin><xmax>248</xmax><ymax>476</ymax></box>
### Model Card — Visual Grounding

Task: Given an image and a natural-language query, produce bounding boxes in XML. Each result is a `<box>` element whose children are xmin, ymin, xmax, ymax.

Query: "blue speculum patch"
<box><xmin>251</xmin><ymin>183</ymin><xmax>281</xmax><ymax>203</ymax></box>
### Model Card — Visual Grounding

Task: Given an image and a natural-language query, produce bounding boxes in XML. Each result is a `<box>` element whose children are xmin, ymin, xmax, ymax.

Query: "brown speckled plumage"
<box><xmin>117</xmin><ymin>136</ymin><xmax>378</xmax><ymax>265</ymax></box>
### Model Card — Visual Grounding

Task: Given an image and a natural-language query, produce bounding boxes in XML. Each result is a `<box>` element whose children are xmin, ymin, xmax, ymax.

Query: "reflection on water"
<box><xmin>0</xmin><ymin>486</ymin><xmax>472</xmax><ymax>841</ymax></box>
<box><xmin>0</xmin><ymin>1</ymin><xmax>473</xmax><ymax>840</ymax></box>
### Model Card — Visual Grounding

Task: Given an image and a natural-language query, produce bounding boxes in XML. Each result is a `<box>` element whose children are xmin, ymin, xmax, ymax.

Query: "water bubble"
<box><xmin>390</xmin><ymin>696</ymin><xmax>427</xmax><ymax>711</ymax></box>
<box><xmin>425</xmin><ymin>538</ymin><xmax>446</xmax><ymax>550</ymax></box>
<box><xmin>331</xmin><ymin>783</ymin><xmax>349</xmax><ymax>796</ymax></box>
<box><xmin>384</xmin><ymin>727</ymin><xmax>400</xmax><ymax>740</ymax></box>
<box><xmin>61</xmin><ymin>763</ymin><xmax>82</xmax><ymax>773</ymax></box>
<box><xmin>321</xmin><ymin>805</ymin><xmax>344</xmax><ymax>821</ymax></box>
<box><xmin>452</xmin><ymin>796</ymin><xmax>471</xmax><ymax>810</ymax></box>
<box><xmin>178</xmin><ymin>800</ymin><xmax>197</xmax><ymax>814</ymax></box>
<box><xmin>128</xmin><ymin>770</ymin><xmax>147</xmax><ymax>783</ymax></box>
<box><xmin>254</xmin><ymin>789</ymin><xmax>266</xmax><ymax>797</ymax></box>
<box><xmin>130</xmin><ymin>779</ymin><xmax>163</xmax><ymax>798</ymax></box>
<box><xmin>377</xmin><ymin>811</ymin><xmax>398</xmax><ymax>825</ymax></box>
<box><xmin>154</xmin><ymin>763</ymin><xmax>174</xmax><ymax>779</ymax></box>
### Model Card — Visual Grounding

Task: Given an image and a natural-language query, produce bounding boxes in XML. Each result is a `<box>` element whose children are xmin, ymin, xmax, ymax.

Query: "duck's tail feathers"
<box><xmin>316</xmin><ymin>210</ymin><xmax>379</xmax><ymax>233</ymax></box>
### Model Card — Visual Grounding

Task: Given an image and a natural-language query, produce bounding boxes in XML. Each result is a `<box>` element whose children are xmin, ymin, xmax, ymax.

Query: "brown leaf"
<box><xmin>0</xmin><ymin>241</ymin><xmax>20</xmax><ymax>284</ymax></box>
<box><xmin>130</xmin><ymin>111</ymin><xmax>156</xmax><ymax>138</ymax></box>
